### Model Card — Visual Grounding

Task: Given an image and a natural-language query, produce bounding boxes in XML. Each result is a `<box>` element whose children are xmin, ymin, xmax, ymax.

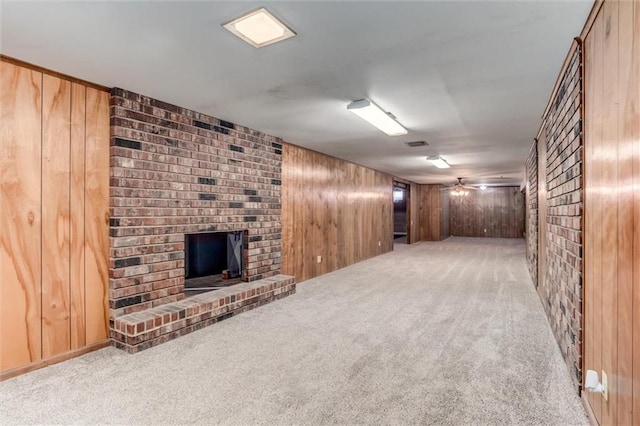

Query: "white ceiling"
<box><xmin>1</xmin><ymin>0</ymin><xmax>593</xmax><ymax>185</ymax></box>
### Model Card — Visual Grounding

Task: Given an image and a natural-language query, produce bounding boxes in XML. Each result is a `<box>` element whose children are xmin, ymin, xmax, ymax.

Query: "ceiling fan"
<box><xmin>440</xmin><ymin>177</ymin><xmax>478</xmax><ymax>195</ymax></box>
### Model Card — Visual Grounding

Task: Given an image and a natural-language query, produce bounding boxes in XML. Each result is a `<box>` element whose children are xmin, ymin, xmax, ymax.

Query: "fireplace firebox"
<box><xmin>184</xmin><ymin>231</ymin><xmax>244</xmax><ymax>296</ymax></box>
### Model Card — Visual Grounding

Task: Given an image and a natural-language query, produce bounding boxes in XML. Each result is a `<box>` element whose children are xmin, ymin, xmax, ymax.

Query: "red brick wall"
<box><xmin>109</xmin><ymin>88</ymin><xmax>283</xmax><ymax>317</ymax></box>
<box><xmin>536</xmin><ymin>45</ymin><xmax>583</xmax><ymax>392</ymax></box>
<box><xmin>525</xmin><ymin>143</ymin><xmax>538</xmax><ymax>285</ymax></box>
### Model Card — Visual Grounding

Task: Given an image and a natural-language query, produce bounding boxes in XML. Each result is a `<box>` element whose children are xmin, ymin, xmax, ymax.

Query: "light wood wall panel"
<box><xmin>583</xmin><ymin>0</ymin><xmax>639</xmax><ymax>423</ymax></box>
<box><xmin>70</xmin><ymin>83</ymin><xmax>86</xmax><ymax>350</ymax></box>
<box><xmin>634</xmin><ymin>2</ymin><xmax>640</xmax><ymax>422</ymax></box>
<box><xmin>449</xmin><ymin>187</ymin><xmax>524</xmax><ymax>238</ymax></box>
<box><xmin>601</xmin><ymin>3</ymin><xmax>618</xmax><ymax>424</ymax></box>
<box><xmin>0</xmin><ymin>59</ymin><xmax>109</xmax><ymax>375</ymax></box>
<box><xmin>41</xmin><ymin>74</ymin><xmax>72</xmax><ymax>358</ymax></box>
<box><xmin>281</xmin><ymin>144</ymin><xmax>393</xmax><ymax>282</ymax></box>
<box><xmin>0</xmin><ymin>62</ymin><xmax>43</xmax><ymax>371</ymax></box>
<box><xmin>84</xmin><ymin>88</ymin><xmax>110</xmax><ymax>345</ymax></box>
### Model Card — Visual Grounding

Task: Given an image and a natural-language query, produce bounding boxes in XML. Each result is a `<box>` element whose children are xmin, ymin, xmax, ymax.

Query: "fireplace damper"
<box><xmin>184</xmin><ymin>231</ymin><xmax>244</xmax><ymax>296</ymax></box>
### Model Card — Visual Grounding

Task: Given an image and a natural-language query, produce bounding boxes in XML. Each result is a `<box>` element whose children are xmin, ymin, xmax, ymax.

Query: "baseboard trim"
<box><xmin>581</xmin><ymin>392</ymin><xmax>599</xmax><ymax>426</ymax></box>
<box><xmin>0</xmin><ymin>340</ymin><xmax>110</xmax><ymax>382</ymax></box>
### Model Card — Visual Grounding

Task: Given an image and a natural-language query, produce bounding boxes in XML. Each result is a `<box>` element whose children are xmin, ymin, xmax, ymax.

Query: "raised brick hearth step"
<box><xmin>111</xmin><ymin>275</ymin><xmax>295</xmax><ymax>353</ymax></box>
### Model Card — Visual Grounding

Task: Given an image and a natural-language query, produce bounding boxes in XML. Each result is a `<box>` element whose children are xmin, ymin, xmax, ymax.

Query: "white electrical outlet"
<box><xmin>602</xmin><ymin>370</ymin><xmax>608</xmax><ymax>401</ymax></box>
<box><xmin>378</xmin><ymin>241</ymin><xmax>381</xmax><ymax>247</ymax></box>
<box><xmin>316</xmin><ymin>255</ymin><xmax>322</xmax><ymax>263</ymax></box>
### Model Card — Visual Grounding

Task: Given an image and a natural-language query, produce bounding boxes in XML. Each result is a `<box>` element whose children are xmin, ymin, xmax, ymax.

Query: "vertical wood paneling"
<box><xmin>439</xmin><ymin>189</ymin><xmax>450</xmax><ymax>239</ymax></box>
<box><xmin>281</xmin><ymin>144</ymin><xmax>393</xmax><ymax>282</ymax></box>
<box><xmin>601</xmin><ymin>2</ymin><xmax>618</xmax><ymax>424</ymax></box>
<box><xmin>587</xmin><ymin>10</ymin><xmax>605</xmax><ymax>420</ymax></box>
<box><xmin>449</xmin><ymin>187</ymin><xmax>524</xmax><ymax>238</ymax></box>
<box><xmin>0</xmin><ymin>62</ymin><xmax>43</xmax><ymax>371</ymax></box>
<box><xmin>335</xmin><ymin>161</ymin><xmax>346</xmax><ymax>269</ymax></box>
<box><xmin>409</xmin><ymin>182</ymin><xmax>419</xmax><ymax>243</ymax></box>
<box><xmin>41</xmin><ymin>74</ymin><xmax>72</xmax><ymax>358</ymax></box>
<box><xmin>1</xmin><ymin>59</ymin><xmax>110</xmax><ymax>376</ymax></box>
<box><xmin>84</xmin><ymin>88</ymin><xmax>109</xmax><ymax>345</ymax></box>
<box><xmin>69</xmin><ymin>83</ymin><xmax>86</xmax><ymax>350</ymax></box>
<box><xmin>632</xmin><ymin>1</ymin><xmax>640</xmax><ymax>422</ymax></box>
<box><xmin>328</xmin><ymin>158</ymin><xmax>339</xmax><ymax>270</ymax></box>
<box><xmin>583</xmin><ymin>1</ymin><xmax>639</xmax><ymax>422</ymax></box>
<box><xmin>418</xmin><ymin>185</ymin><xmax>442</xmax><ymax>241</ymax></box>
<box><xmin>617</xmin><ymin>1</ymin><xmax>634</xmax><ymax>423</ymax></box>
<box><xmin>291</xmin><ymin>146</ymin><xmax>304</xmax><ymax>274</ymax></box>
<box><xmin>312</xmin><ymin>152</ymin><xmax>326</xmax><ymax>277</ymax></box>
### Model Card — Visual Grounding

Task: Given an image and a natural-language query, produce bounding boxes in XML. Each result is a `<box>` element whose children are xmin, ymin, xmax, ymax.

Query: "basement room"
<box><xmin>1</xmin><ymin>0</ymin><xmax>638</xmax><ymax>424</ymax></box>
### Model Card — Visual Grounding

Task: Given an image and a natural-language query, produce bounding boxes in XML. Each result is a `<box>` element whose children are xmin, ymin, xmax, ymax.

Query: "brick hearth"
<box><xmin>112</xmin><ymin>275</ymin><xmax>295</xmax><ymax>353</ymax></box>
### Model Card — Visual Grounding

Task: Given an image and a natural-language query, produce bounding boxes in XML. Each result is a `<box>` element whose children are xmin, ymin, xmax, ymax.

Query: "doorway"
<box><xmin>393</xmin><ymin>182</ymin><xmax>409</xmax><ymax>244</ymax></box>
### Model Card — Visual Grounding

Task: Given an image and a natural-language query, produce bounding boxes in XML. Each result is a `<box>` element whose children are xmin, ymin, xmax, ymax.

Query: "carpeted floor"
<box><xmin>0</xmin><ymin>237</ymin><xmax>588</xmax><ymax>425</ymax></box>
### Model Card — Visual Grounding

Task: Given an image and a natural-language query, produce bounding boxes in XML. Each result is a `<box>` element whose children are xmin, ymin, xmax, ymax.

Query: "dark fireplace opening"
<box><xmin>184</xmin><ymin>231</ymin><xmax>244</xmax><ymax>297</ymax></box>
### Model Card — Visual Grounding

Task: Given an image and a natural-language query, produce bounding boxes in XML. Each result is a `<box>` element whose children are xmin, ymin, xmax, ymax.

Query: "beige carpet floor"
<box><xmin>0</xmin><ymin>237</ymin><xmax>588</xmax><ymax>425</ymax></box>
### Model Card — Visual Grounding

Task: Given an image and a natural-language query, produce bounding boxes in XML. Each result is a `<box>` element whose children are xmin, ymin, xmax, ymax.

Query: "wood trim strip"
<box><xmin>541</xmin><ymin>39</ymin><xmax>580</xmax><ymax>119</ymax></box>
<box><xmin>539</xmin><ymin>0</ymin><xmax>602</xmax><ymax>122</ymax></box>
<box><xmin>0</xmin><ymin>55</ymin><xmax>110</xmax><ymax>93</ymax></box>
<box><xmin>578</xmin><ymin>21</ymin><xmax>588</xmax><ymax>402</ymax></box>
<box><xmin>0</xmin><ymin>340</ymin><xmax>109</xmax><ymax>382</ymax></box>
<box><xmin>580</xmin><ymin>0</ymin><xmax>606</xmax><ymax>40</ymax></box>
<box><xmin>540</xmin><ymin>0</ymin><xmax>603</xmax><ymax>123</ymax></box>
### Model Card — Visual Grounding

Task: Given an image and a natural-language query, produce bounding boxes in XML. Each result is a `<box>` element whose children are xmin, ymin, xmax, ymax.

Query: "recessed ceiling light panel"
<box><xmin>347</xmin><ymin>99</ymin><xmax>407</xmax><ymax>136</ymax></box>
<box><xmin>223</xmin><ymin>8</ymin><xmax>296</xmax><ymax>48</ymax></box>
<box><xmin>426</xmin><ymin>156</ymin><xmax>450</xmax><ymax>169</ymax></box>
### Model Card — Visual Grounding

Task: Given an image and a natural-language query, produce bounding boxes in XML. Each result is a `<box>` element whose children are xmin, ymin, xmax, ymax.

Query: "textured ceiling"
<box><xmin>1</xmin><ymin>1</ymin><xmax>593</xmax><ymax>185</ymax></box>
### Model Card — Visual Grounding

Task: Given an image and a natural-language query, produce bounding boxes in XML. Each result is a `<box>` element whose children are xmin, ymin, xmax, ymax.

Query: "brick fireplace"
<box><xmin>108</xmin><ymin>88</ymin><xmax>295</xmax><ymax>351</ymax></box>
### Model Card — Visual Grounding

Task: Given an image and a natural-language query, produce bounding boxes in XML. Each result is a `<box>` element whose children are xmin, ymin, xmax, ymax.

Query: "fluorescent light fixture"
<box><xmin>223</xmin><ymin>8</ymin><xmax>296</xmax><ymax>48</ymax></box>
<box><xmin>426</xmin><ymin>156</ymin><xmax>450</xmax><ymax>169</ymax></box>
<box><xmin>347</xmin><ymin>99</ymin><xmax>407</xmax><ymax>136</ymax></box>
<box><xmin>479</xmin><ymin>184</ymin><xmax>487</xmax><ymax>190</ymax></box>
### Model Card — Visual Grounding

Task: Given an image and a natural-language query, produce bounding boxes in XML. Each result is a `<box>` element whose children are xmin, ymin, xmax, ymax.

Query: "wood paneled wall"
<box><xmin>281</xmin><ymin>143</ymin><xmax>394</xmax><ymax>282</ymax></box>
<box><xmin>440</xmin><ymin>188</ymin><xmax>451</xmax><ymax>239</ymax></box>
<box><xmin>417</xmin><ymin>184</ymin><xmax>450</xmax><ymax>241</ymax></box>
<box><xmin>449</xmin><ymin>187</ymin><xmax>524</xmax><ymax>238</ymax></box>
<box><xmin>583</xmin><ymin>1</ymin><xmax>640</xmax><ymax>423</ymax></box>
<box><xmin>418</xmin><ymin>185</ymin><xmax>446</xmax><ymax>241</ymax></box>
<box><xmin>1</xmin><ymin>60</ymin><xmax>110</xmax><ymax>374</ymax></box>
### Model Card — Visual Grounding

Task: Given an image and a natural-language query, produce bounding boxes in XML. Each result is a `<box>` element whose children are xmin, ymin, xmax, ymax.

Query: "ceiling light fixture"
<box><xmin>223</xmin><ymin>8</ymin><xmax>296</xmax><ymax>48</ymax></box>
<box><xmin>450</xmin><ymin>188</ymin><xmax>469</xmax><ymax>197</ymax></box>
<box><xmin>347</xmin><ymin>99</ymin><xmax>407</xmax><ymax>136</ymax></box>
<box><xmin>426</xmin><ymin>156</ymin><xmax>450</xmax><ymax>169</ymax></box>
